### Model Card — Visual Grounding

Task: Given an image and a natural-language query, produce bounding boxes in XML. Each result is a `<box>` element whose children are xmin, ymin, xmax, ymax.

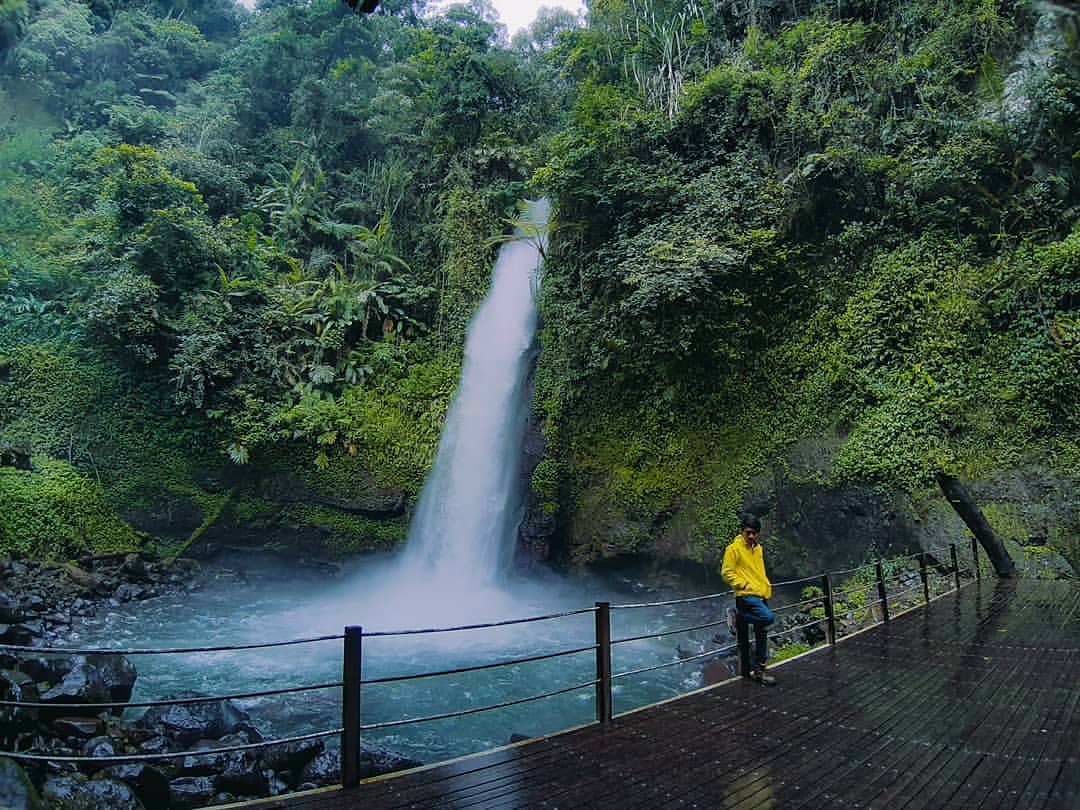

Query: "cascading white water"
<box><xmin>395</xmin><ymin>199</ymin><xmax>548</xmax><ymax>600</ymax></box>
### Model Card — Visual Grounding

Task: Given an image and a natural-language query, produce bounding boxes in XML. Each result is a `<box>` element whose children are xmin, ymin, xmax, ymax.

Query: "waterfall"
<box><xmin>396</xmin><ymin>199</ymin><xmax>549</xmax><ymax>600</ymax></box>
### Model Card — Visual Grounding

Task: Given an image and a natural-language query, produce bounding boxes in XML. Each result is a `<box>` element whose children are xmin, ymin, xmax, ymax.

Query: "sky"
<box><xmin>486</xmin><ymin>0</ymin><xmax>586</xmax><ymax>36</ymax></box>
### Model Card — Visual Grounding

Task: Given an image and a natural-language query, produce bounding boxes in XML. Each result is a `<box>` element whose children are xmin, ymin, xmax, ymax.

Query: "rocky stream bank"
<box><xmin>0</xmin><ymin>553</ymin><xmax>419</xmax><ymax>810</ymax></box>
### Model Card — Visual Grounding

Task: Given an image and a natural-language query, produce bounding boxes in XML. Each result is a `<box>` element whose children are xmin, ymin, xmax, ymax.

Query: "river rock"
<box><xmin>299</xmin><ymin>748</ymin><xmax>339</xmax><ymax>785</ymax></box>
<box><xmin>179</xmin><ymin>740</ymin><xmax>275</xmax><ymax>795</ymax></box>
<box><xmin>5</xmin><ymin>653</ymin><xmax>66</xmax><ymax>685</ymax></box>
<box><xmin>53</xmin><ymin>717</ymin><xmax>104</xmax><ymax>739</ymax></box>
<box><xmin>102</xmin><ymin>764</ymin><xmax>171</xmax><ymax>810</ymax></box>
<box><xmin>61</xmin><ymin>564</ymin><xmax>105</xmax><ymax>594</ymax></box>
<box><xmin>137</xmin><ymin>694</ymin><xmax>250</xmax><ymax>746</ymax></box>
<box><xmin>1</xmin><ymin>669</ymin><xmax>40</xmax><ymax>732</ymax></box>
<box><xmin>0</xmin><ymin>756</ymin><xmax>43</xmax><ymax>810</ymax></box>
<box><xmin>0</xmin><ymin>623</ymin><xmax>40</xmax><ymax>646</ymax></box>
<box><xmin>18</xmin><ymin>593</ymin><xmax>46</xmax><ymax>614</ymax></box>
<box><xmin>258</xmin><ymin>737</ymin><xmax>324</xmax><ymax>774</ymax></box>
<box><xmin>0</xmin><ymin>591</ymin><xmax>24</xmax><ymax>623</ymax></box>
<box><xmin>39</xmin><ymin>654</ymin><xmax>137</xmax><ymax>715</ymax></box>
<box><xmin>361</xmin><ymin>745</ymin><xmax>423</xmax><ymax>777</ymax></box>
<box><xmin>42</xmin><ymin>773</ymin><xmax>145</xmax><ymax>810</ymax></box>
<box><xmin>169</xmin><ymin>775</ymin><xmax>216</xmax><ymax>809</ymax></box>
<box><xmin>81</xmin><ymin>735</ymin><xmax>116</xmax><ymax>757</ymax></box>
<box><xmin>113</xmin><ymin>583</ymin><xmax>150</xmax><ymax>602</ymax></box>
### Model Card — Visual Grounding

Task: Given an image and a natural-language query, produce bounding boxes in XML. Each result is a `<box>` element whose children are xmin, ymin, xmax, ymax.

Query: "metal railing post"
<box><xmin>341</xmin><ymin>625</ymin><xmax>363</xmax><ymax>787</ymax></box>
<box><xmin>875</xmin><ymin>561</ymin><xmax>890</xmax><ymax>623</ymax></box>
<box><xmin>971</xmin><ymin>535</ymin><xmax>981</xmax><ymax>581</ymax></box>
<box><xmin>950</xmin><ymin>543</ymin><xmax>961</xmax><ymax>591</ymax></box>
<box><xmin>919</xmin><ymin>553</ymin><xmax>930</xmax><ymax>603</ymax></box>
<box><xmin>822</xmin><ymin>574</ymin><xmax>836</xmax><ymax>645</ymax></box>
<box><xmin>594</xmin><ymin>602</ymin><xmax>612</xmax><ymax>724</ymax></box>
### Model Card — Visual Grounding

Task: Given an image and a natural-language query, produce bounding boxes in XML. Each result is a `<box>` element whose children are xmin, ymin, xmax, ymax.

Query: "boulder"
<box><xmin>0</xmin><ymin>623</ymin><xmax>40</xmax><ymax>646</ymax></box>
<box><xmin>359</xmin><ymin>745</ymin><xmax>422</xmax><ymax>778</ymax></box>
<box><xmin>0</xmin><ymin>756</ymin><xmax>43</xmax><ymax>810</ymax></box>
<box><xmin>136</xmin><ymin>695</ymin><xmax>250</xmax><ymax>746</ymax></box>
<box><xmin>80</xmin><ymin>735</ymin><xmax>115</xmax><ymax>758</ymax></box>
<box><xmin>177</xmin><ymin>735</ymin><xmax>281</xmax><ymax>795</ymax></box>
<box><xmin>299</xmin><ymin>748</ymin><xmax>339</xmax><ymax>785</ymax></box>
<box><xmin>0</xmin><ymin>591</ymin><xmax>23</xmax><ymax>623</ymax></box>
<box><xmin>102</xmin><ymin>764</ymin><xmax>171</xmax><ymax>810</ymax></box>
<box><xmin>61</xmin><ymin>564</ymin><xmax>104</xmax><ymax>594</ymax></box>
<box><xmin>136</xmin><ymin>735</ymin><xmax>170</xmax><ymax>755</ymax></box>
<box><xmin>42</xmin><ymin>774</ymin><xmax>145</xmax><ymax>810</ymax></box>
<box><xmin>53</xmin><ymin>717</ymin><xmax>104</xmax><ymax>740</ymax></box>
<box><xmin>1</xmin><ymin>669</ymin><xmax>40</xmax><ymax>731</ymax></box>
<box><xmin>300</xmin><ymin>745</ymin><xmax>420</xmax><ymax>785</ymax></box>
<box><xmin>216</xmin><ymin>761</ymin><xmax>273</xmax><ymax>796</ymax></box>
<box><xmin>6</xmin><ymin>654</ymin><xmax>69</xmax><ymax>685</ymax></box>
<box><xmin>39</xmin><ymin>654</ymin><xmax>137</xmax><ymax>715</ymax></box>
<box><xmin>180</xmin><ymin>744</ymin><xmax>256</xmax><ymax>777</ymax></box>
<box><xmin>258</xmin><ymin>737</ymin><xmax>324</xmax><ymax>775</ymax></box>
<box><xmin>169</xmin><ymin>776</ymin><xmax>216</xmax><ymax>810</ymax></box>
<box><xmin>113</xmin><ymin>584</ymin><xmax>150</xmax><ymax>602</ymax></box>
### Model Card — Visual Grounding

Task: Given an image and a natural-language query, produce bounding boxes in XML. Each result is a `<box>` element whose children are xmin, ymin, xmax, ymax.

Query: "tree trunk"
<box><xmin>935</xmin><ymin>472</ymin><xmax>1016</xmax><ymax>578</ymax></box>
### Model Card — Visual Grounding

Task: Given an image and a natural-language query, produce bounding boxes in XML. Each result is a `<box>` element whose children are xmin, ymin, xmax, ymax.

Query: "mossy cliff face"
<box><xmin>533</xmin><ymin>419</ymin><xmax>1078</xmax><ymax>580</ymax></box>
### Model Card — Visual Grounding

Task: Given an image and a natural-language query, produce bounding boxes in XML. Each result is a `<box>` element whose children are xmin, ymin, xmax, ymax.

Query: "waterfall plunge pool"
<box><xmin>68</xmin><ymin>553</ymin><xmax>737</xmax><ymax>765</ymax></box>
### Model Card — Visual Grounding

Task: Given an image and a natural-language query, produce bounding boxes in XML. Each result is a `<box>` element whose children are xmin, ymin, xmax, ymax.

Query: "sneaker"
<box><xmin>750</xmin><ymin>668</ymin><xmax>777</xmax><ymax>686</ymax></box>
<box><xmin>726</xmin><ymin>607</ymin><xmax>738</xmax><ymax>637</ymax></box>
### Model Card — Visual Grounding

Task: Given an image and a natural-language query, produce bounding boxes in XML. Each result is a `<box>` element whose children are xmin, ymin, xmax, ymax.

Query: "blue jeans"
<box><xmin>736</xmin><ymin>596</ymin><xmax>775</xmax><ymax>669</ymax></box>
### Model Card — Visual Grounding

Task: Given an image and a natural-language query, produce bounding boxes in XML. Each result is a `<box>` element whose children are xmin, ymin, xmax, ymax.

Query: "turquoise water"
<box><xmin>70</xmin><ymin>557</ymin><xmax>736</xmax><ymax>764</ymax></box>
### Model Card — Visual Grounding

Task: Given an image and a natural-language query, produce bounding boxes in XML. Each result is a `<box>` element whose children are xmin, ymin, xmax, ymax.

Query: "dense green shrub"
<box><xmin>0</xmin><ymin>459</ymin><xmax>141</xmax><ymax>559</ymax></box>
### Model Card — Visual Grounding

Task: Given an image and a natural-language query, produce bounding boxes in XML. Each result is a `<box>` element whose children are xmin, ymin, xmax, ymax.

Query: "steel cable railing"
<box><xmin>360</xmin><ymin>644</ymin><xmax>598</xmax><ymax>686</ymax></box>
<box><xmin>360</xmin><ymin>679</ymin><xmax>600</xmax><ymax>731</ymax></box>
<box><xmin>2</xmin><ymin>728</ymin><xmax>342</xmax><ymax>765</ymax></box>
<box><xmin>0</xmin><ymin>540</ymin><xmax>990</xmax><ymax>790</ymax></box>
<box><xmin>0</xmin><ymin>680</ymin><xmax>342</xmax><ymax>711</ymax></box>
<box><xmin>613</xmin><ymin>641</ymin><xmax>740</xmax><ymax>680</ymax></box>
<box><xmin>360</xmin><ymin>606</ymin><xmax>596</xmax><ymax>637</ymax></box>
<box><xmin>612</xmin><ymin>616</ymin><xmax>728</xmax><ymax>646</ymax></box>
<box><xmin>0</xmin><ymin>634</ymin><xmax>343</xmax><ymax>656</ymax></box>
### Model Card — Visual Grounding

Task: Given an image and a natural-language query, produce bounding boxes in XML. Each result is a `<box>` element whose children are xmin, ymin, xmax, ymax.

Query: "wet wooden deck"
<box><xmin>229</xmin><ymin>578</ymin><xmax>1079</xmax><ymax>809</ymax></box>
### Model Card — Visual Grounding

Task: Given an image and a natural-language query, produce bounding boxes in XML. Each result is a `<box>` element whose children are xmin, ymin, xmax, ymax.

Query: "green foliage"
<box><xmin>0</xmin><ymin>0</ymin><xmax>29</xmax><ymax>51</ymax></box>
<box><xmin>227</xmin><ymin>346</ymin><xmax>459</xmax><ymax>491</ymax></box>
<box><xmin>530</xmin><ymin>0</ymin><xmax>1078</xmax><ymax>570</ymax></box>
<box><xmin>772</xmin><ymin>641</ymin><xmax>812</xmax><ymax>663</ymax></box>
<box><xmin>1</xmin><ymin>0</ymin><xmax>1077</xmax><ymax>570</ymax></box>
<box><xmin>295</xmin><ymin>505</ymin><xmax>407</xmax><ymax>556</ymax></box>
<box><xmin>0</xmin><ymin>459</ymin><xmax>141</xmax><ymax>559</ymax></box>
<box><xmin>436</xmin><ymin>182</ymin><xmax>503</xmax><ymax>343</ymax></box>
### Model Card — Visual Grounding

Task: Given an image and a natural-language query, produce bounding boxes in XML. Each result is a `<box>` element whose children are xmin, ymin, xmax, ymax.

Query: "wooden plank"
<box><xmin>648</xmin><ymin>613</ymin><xmax>965</xmax><ymax>808</ymax></box>
<box><xmin>970</xmin><ymin>663</ymin><xmax>1079</xmax><ymax>808</ymax></box>
<box><xmin>638</xmin><ymin>659</ymin><xmax>902</xmax><ymax>808</ymax></box>
<box><xmin>785</xmin><ymin>639</ymin><xmax>1008</xmax><ymax>807</ymax></box>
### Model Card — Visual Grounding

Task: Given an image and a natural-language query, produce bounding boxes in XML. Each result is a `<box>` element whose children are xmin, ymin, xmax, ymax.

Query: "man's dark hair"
<box><xmin>739</xmin><ymin>513</ymin><xmax>761</xmax><ymax>532</ymax></box>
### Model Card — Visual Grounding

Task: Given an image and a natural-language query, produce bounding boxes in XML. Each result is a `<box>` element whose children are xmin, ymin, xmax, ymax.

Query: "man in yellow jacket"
<box><xmin>721</xmin><ymin>513</ymin><xmax>776</xmax><ymax>685</ymax></box>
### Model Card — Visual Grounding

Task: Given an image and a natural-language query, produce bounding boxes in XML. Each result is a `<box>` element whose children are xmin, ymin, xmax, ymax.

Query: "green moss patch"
<box><xmin>0</xmin><ymin>459</ymin><xmax>141</xmax><ymax>559</ymax></box>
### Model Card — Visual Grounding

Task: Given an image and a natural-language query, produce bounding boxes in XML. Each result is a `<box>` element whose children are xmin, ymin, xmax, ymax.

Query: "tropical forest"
<box><xmin>0</xmin><ymin>0</ymin><xmax>1078</xmax><ymax>806</ymax></box>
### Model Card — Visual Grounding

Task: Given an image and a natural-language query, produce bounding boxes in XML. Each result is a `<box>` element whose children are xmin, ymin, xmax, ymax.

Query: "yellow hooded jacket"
<box><xmin>721</xmin><ymin>534</ymin><xmax>772</xmax><ymax>599</ymax></box>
